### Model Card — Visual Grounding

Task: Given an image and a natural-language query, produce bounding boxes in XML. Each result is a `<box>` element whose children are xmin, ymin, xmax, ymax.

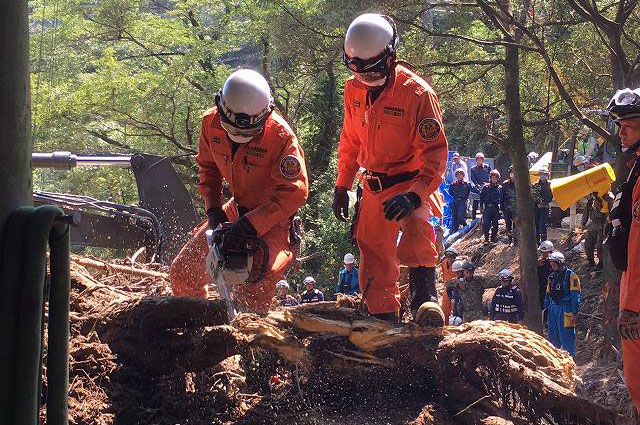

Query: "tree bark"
<box><xmin>0</xmin><ymin>0</ymin><xmax>32</xmax><ymax>239</ymax></box>
<box><xmin>499</xmin><ymin>0</ymin><xmax>542</xmax><ymax>333</ymax></box>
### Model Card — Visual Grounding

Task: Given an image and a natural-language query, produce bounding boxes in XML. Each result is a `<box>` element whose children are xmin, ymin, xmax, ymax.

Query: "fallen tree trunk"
<box><xmin>90</xmin><ymin>290</ymin><xmax>619</xmax><ymax>425</ymax></box>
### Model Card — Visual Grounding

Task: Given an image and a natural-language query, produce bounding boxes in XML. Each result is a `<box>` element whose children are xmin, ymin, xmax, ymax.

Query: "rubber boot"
<box><xmin>409</xmin><ymin>266</ymin><xmax>437</xmax><ymax>316</ymax></box>
<box><xmin>410</xmin><ymin>267</ymin><xmax>444</xmax><ymax>327</ymax></box>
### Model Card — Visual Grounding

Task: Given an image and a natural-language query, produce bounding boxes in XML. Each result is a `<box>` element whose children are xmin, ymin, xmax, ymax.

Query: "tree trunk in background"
<box><xmin>308</xmin><ymin>60</ymin><xmax>338</xmax><ymax>182</ymax></box>
<box><xmin>0</xmin><ymin>0</ymin><xmax>32</xmax><ymax>243</ymax></box>
<box><xmin>500</xmin><ymin>0</ymin><xmax>542</xmax><ymax>333</ymax></box>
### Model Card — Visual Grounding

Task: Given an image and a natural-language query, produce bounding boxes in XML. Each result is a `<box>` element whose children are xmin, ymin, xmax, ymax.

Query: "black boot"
<box><xmin>409</xmin><ymin>266</ymin><xmax>437</xmax><ymax>316</ymax></box>
<box><xmin>484</xmin><ymin>232</ymin><xmax>490</xmax><ymax>244</ymax></box>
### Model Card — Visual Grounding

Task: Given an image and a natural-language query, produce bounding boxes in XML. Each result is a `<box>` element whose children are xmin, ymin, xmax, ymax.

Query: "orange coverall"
<box><xmin>440</xmin><ymin>259</ymin><xmax>456</xmax><ymax>320</ymax></box>
<box><xmin>170</xmin><ymin>109</ymin><xmax>309</xmax><ymax>312</ymax></box>
<box><xmin>336</xmin><ymin>64</ymin><xmax>448</xmax><ymax>314</ymax></box>
<box><xmin>620</xmin><ymin>170</ymin><xmax>640</xmax><ymax>412</ymax></box>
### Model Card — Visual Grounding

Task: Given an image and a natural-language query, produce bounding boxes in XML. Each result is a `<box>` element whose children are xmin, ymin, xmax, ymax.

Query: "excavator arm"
<box><xmin>33</xmin><ymin>152</ymin><xmax>199</xmax><ymax>264</ymax></box>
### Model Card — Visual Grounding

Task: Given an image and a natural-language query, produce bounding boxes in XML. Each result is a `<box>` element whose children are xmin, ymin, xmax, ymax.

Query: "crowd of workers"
<box><xmin>445</xmin><ymin>151</ymin><xmax>554</xmax><ymax>246</ymax></box>
<box><xmin>164</xmin><ymin>11</ymin><xmax>640</xmax><ymax>414</ymax></box>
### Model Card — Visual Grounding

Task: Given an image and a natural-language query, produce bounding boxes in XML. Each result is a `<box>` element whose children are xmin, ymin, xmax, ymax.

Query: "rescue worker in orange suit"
<box><xmin>332</xmin><ymin>14</ymin><xmax>448</xmax><ymax>325</ymax></box>
<box><xmin>606</xmin><ymin>86</ymin><xmax>640</xmax><ymax>414</ymax></box>
<box><xmin>170</xmin><ymin>69</ymin><xmax>309</xmax><ymax>313</ymax></box>
<box><xmin>440</xmin><ymin>248</ymin><xmax>459</xmax><ymax>320</ymax></box>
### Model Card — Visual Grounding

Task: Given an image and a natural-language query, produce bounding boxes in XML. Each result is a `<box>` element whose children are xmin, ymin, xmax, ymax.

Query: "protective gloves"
<box><xmin>382</xmin><ymin>192</ymin><xmax>421</xmax><ymax>221</ymax></box>
<box><xmin>229</xmin><ymin>215</ymin><xmax>258</xmax><ymax>238</ymax></box>
<box><xmin>207</xmin><ymin>207</ymin><xmax>228</xmax><ymax>230</ymax></box>
<box><xmin>333</xmin><ymin>187</ymin><xmax>350</xmax><ymax>222</ymax></box>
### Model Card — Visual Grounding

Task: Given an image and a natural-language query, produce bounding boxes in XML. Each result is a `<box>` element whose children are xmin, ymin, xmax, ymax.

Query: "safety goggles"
<box><xmin>215</xmin><ymin>92</ymin><xmax>272</xmax><ymax>131</ymax></box>
<box><xmin>343</xmin><ymin>50</ymin><xmax>390</xmax><ymax>73</ymax></box>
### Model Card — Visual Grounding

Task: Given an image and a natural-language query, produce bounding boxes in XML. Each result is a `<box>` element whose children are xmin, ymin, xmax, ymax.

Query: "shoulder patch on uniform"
<box><xmin>212</xmin><ymin>136</ymin><xmax>221</xmax><ymax>144</ymax></box>
<box><xmin>418</xmin><ymin>118</ymin><xmax>441</xmax><ymax>141</ymax></box>
<box><xmin>354</xmin><ymin>100</ymin><xmax>361</xmax><ymax>107</ymax></box>
<box><xmin>280</xmin><ymin>155</ymin><xmax>301</xmax><ymax>179</ymax></box>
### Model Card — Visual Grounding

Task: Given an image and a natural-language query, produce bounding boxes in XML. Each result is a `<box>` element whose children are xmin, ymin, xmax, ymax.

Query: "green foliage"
<box><xmin>29</xmin><ymin>1</ymin><xmax>639</xmax><ymax>283</ymax></box>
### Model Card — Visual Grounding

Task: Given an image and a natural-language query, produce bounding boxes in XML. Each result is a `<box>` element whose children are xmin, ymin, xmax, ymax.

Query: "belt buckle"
<box><xmin>366</xmin><ymin>174</ymin><xmax>383</xmax><ymax>193</ymax></box>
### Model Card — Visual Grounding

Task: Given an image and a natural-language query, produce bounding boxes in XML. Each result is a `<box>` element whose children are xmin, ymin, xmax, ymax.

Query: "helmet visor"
<box><xmin>608</xmin><ymin>88</ymin><xmax>640</xmax><ymax>121</ymax></box>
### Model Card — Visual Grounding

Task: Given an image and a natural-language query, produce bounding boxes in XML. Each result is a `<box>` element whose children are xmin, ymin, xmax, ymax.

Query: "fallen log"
<box><xmin>71</xmin><ymin>255</ymin><xmax>169</xmax><ymax>279</ymax></box>
<box><xmin>80</xmin><ymin>284</ymin><xmax>619</xmax><ymax>425</ymax></box>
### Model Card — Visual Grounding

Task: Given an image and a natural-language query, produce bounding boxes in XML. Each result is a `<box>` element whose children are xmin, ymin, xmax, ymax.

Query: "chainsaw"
<box><xmin>205</xmin><ymin>223</ymin><xmax>269</xmax><ymax>321</ymax></box>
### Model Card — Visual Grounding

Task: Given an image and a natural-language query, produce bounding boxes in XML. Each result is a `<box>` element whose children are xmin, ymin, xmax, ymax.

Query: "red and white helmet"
<box><xmin>215</xmin><ymin>69</ymin><xmax>274</xmax><ymax>143</ymax></box>
<box><xmin>343</xmin><ymin>14</ymin><xmax>398</xmax><ymax>86</ymax></box>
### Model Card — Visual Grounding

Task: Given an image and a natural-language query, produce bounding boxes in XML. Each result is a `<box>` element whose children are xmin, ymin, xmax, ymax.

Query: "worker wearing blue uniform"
<box><xmin>490</xmin><ymin>269</ymin><xmax>524</xmax><ymax>323</ymax></box>
<box><xmin>479</xmin><ymin>169</ymin><xmax>502</xmax><ymax>243</ymax></box>
<box><xmin>449</xmin><ymin>169</ymin><xmax>471</xmax><ymax>231</ymax></box>
<box><xmin>544</xmin><ymin>251</ymin><xmax>581</xmax><ymax>358</ymax></box>
<box><xmin>469</xmin><ymin>152</ymin><xmax>491</xmax><ymax>218</ymax></box>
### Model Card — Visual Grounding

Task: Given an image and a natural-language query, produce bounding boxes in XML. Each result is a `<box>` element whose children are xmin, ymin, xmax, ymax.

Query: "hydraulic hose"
<box><xmin>0</xmin><ymin>205</ymin><xmax>71</xmax><ymax>425</ymax></box>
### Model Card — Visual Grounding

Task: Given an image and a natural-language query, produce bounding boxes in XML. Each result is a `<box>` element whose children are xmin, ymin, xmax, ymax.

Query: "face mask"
<box><xmin>539</xmin><ymin>175</ymin><xmax>547</xmax><ymax>181</ymax></box>
<box><xmin>353</xmin><ymin>71</ymin><xmax>387</xmax><ymax>87</ymax></box>
<box><xmin>576</xmin><ymin>165</ymin><xmax>585</xmax><ymax>171</ymax></box>
<box><xmin>227</xmin><ymin>133</ymin><xmax>254</xmax><ymax>144</ymax></box>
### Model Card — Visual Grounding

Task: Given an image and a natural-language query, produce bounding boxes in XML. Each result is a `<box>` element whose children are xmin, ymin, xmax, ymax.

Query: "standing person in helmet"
<box><xmin>574</xmin><ymin>155</ymin><xmax>589</xmax><ymax>172</ymax></box>
<box><xmin>537</xmin><ymin>240</ymin><xmax>554</xmax><ymax>309</ymax></box>
<box><xmin>456</xmin><ymin>261</ymin><xmax>496</xmax><ymax>322</ymax></box>
<box><xmin>170</xmin><ymin>69</ymin><xmax>309</xmax><ymax>313</ymax></box>
<box><xmin>445</xmin><ymin>260</ymin><xmax>465</xmax><ymax>324</ymax></box>
<box><xmin>470</xmin><ymin>152</ymin><xmax>491</xmax><ymax>218</ymax></box>
<box><xmin>490</xmin><ymin>269</ymin><xmax>524</xmax><ymax>323</ymax></box>
<box><xmin>501</xmin><ymin>166</ymin><xmax>518</xmax><ymax>245</ymax></box>
<box><xmin>301</xmin><ymin>276</ymin><xmax>325</xmax><ymax>303</ymax></box>
<box><xmin>543</xmin><ymin>251</ymin><xmax>581</xmax><ymax>358</ymax></box>
<box><xmin>479</xmin><ymin>169</ymin><xmax>502</xmax><ymax>244</ymax></box>
<box><xmin>271</xmin><ymin>280</ymin><xmax>300</xmax><ymax>308</ymax></box>
<box><xmin>449</xmin><ymin>169</ymin><xmax>471</xmax><ymax>231</ymax></box>
<box><xmin>531</xmin><ymin>167</ymin><xmax>553</xmax><ymax>245</ymax></box>
<box><xmin>333</xmin><ymin>13</ymin><xmax>448</xmax><ymax>325</ymax></box>
<box><xmin>606</xmin><ymin>87</ymin><xmax>640</xmax><ymax>413</ymax></box>
<box><xmin>337</xmin><ymin>253</ymin><xmax>360</xmax><ymax>295</ymax></box>
<box><xmin>440</xmin><ymin>248</ymin><xmax>458</xmax><ymax>320</ymax></box>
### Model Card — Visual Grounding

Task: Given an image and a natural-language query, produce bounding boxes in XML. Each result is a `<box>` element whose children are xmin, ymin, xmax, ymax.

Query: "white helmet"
<box><xmin>216</xmin><ymin>69</ymin><xmax>273</xmax><ymax>144</ymax></box>
<box><xmin>451</xmin><ymin>260</ymin><xmax>465</xmax><ymax>272</ymax></box>
<box><xmin>574</xmin><ymin>155</ymin><xmax>588</xmax><ymax>167</ymax></box>
<box><xmin>548</xmin><ymin>251</ymin><xmax>565</xmax><ymax>264</ymax></box>
<box><xmin>344</xmin><ymin>253</ymin><xmax>355</xmax><ymax>264</ymax></box>
<box><xmin>303</xmin><ymin>276</ymin><xmax>316</xmax><ymax>285</ymax></box>
<box><xmin>343</xmin><ymin>14</ymin><xmax>398</xmax><ymax>85</ymax></box>
<box><xmin>276</xmin><ymin>280</ymin><xmax>289</xmax><ymax>291</ymax></box>
<box><xmin>528</xmin><ymin>152</ymin><xmax>539</xmax><ymax>162</ymax></box>
<box><xmin>449</xmin><ymin>316</ymin><xmax>463</xmax><ymax>326</ymax></box>
<box><xmin>475</xmin><ymin>152</ymin><xmax>485</xmax><ymax>159</ymax></box>
<box><xmin>539</xmin><ymin>240</ymin><xmax>554</xmax><ymax>253</ymax></box>
<box><xmin>498</xmin><ymin>269</ymin><xmax>514</xmax><ymax>280</ymax></box>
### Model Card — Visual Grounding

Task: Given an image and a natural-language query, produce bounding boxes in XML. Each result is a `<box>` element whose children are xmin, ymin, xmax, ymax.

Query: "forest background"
<box><xmin>29</xmin><ymin>0</ymin><xmax>640</xmax><ymax>328</ymax></box>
